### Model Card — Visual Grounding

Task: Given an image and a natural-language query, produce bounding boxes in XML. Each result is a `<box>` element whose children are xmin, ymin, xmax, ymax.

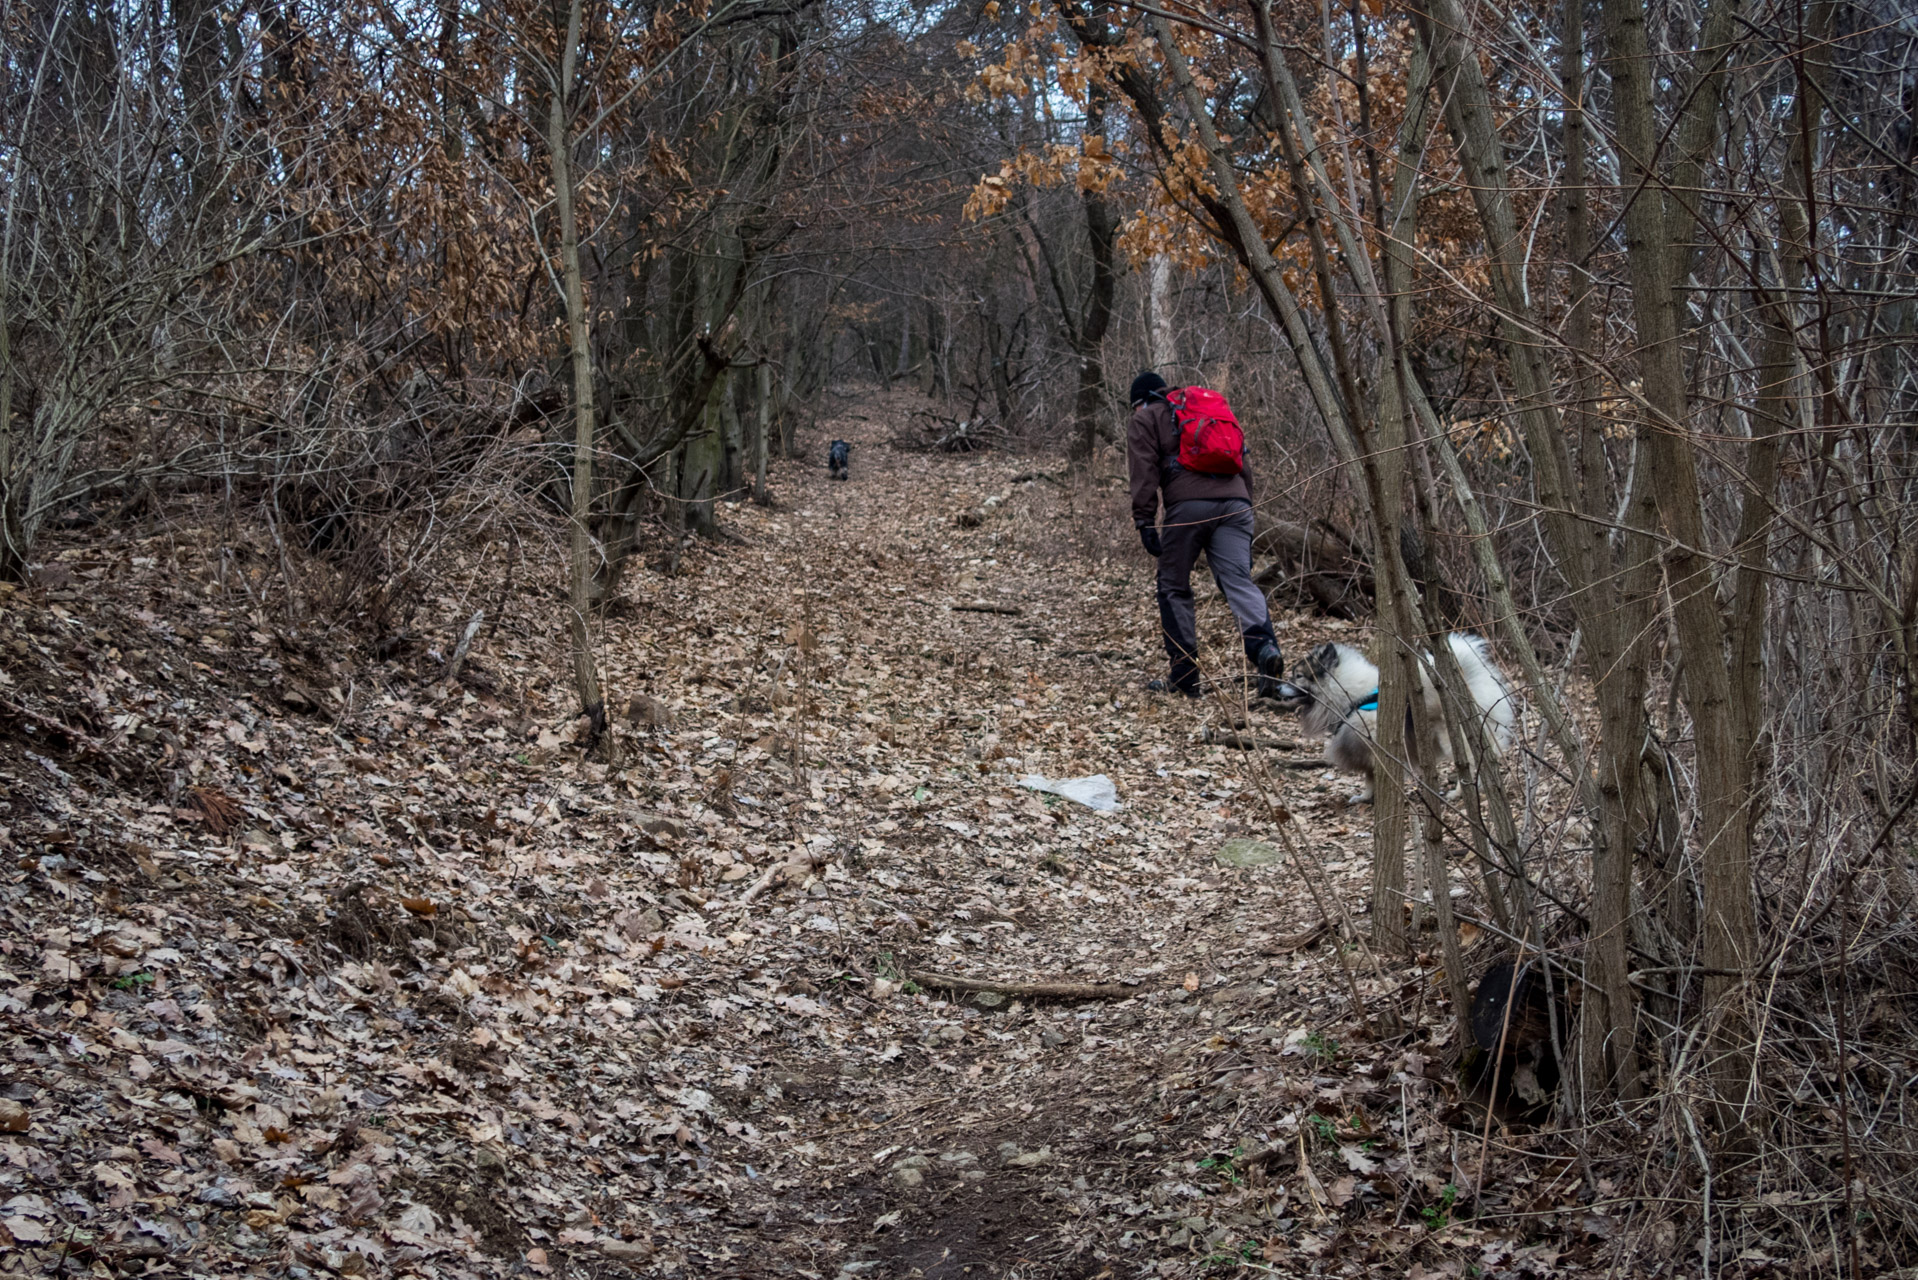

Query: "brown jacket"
<box><xmin>1127</xmin><ymin>397</ymin><xmax>1255</xmax><ymax>528</ymax></box>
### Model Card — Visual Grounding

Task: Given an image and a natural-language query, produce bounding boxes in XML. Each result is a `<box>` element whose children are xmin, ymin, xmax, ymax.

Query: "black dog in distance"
<box><xmin>828</xmin><ymin>439</ymin><xmax>851</xmax><ymax>480</ymax></box>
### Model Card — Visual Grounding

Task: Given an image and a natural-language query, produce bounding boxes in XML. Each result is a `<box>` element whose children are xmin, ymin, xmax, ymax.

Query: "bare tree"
<box><xmin>1</xmin><ymin>0</ymin><xmax>264</xmax><ymax>580</ymax></box>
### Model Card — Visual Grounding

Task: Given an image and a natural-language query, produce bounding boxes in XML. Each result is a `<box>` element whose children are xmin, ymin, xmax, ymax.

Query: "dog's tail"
<box><xmin>1446</xmin><ymin>632</ymin><xmax>1516</xmax><ymax>751</ymax></box>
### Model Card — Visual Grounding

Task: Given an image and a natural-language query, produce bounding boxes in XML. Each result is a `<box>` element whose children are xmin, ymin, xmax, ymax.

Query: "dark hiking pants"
<box><xmin>1156</xmin><ymin>499</ymin><xmax>1277</xmax><ymax>693</ymax></box>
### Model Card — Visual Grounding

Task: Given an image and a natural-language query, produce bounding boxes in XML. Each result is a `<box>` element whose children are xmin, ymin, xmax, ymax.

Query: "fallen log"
<box><xmin>907</xmin><ymin>970</ymin><xmax>1154</xmax><ymax>1001</ymax></box>
<box><xmin>1251</xmin><ymin>520</ymin><xmax>1375</xmax><ymax>619</ymax></box>
<box><xmin>1252</xmin><ymin>519</ymin><xmax>1375</xmax><ymax>591</ymax></box>
<box><xmin>1299</xmin><ymin>571</ymin><xmax>1365</xmax><ymax>618</ymax></box>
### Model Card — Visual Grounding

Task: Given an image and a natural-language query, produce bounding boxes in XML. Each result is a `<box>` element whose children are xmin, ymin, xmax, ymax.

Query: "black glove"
<box><xmin>1138</xmin><ymin>525</ymin><xmax>1163</xmax><ymax>558</ymax></box>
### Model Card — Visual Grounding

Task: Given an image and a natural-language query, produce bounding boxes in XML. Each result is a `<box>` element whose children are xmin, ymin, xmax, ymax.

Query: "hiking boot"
<box><xmin>1147</xmin><ymin>677</ymin><xmax>1210</xmax><ymax>699</ymax></box>
<box><xmin>1255</xmin><ymin>642</ymin><xmax>1285</xmax><ymax>680</ymax></box>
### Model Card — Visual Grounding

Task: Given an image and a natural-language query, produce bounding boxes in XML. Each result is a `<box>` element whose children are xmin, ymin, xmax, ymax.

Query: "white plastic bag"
<box><xmin>1018</xmin><ymin>773</ymin><xmax>1121</xmax><ymax>812</ymax></box>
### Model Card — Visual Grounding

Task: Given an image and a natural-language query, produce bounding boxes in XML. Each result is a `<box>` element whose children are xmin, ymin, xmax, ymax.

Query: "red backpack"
<box><xmin>1166</xmin><ymin>387</ymin><xmax>1245</xmax><ymax>476</ymax></box>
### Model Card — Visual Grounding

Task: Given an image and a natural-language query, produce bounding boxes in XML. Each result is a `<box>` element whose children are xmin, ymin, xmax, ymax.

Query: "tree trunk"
<box><xmin>754</xmin><ymin>360</ymin><xmax>772</xmax><ymax>505</ymax></box>
<box><xmin>681</xmin><ymin>368</ymin><xmax>723</xmax><ymax>537</ymax></box>
<box><xmin>1066</xmin><ymin>88</ymin><xmax>1120</xmax><ymax>464</ymax></box>
<box><xmin>1366</xmin><ymin>388</ymin><xmax>1416</xmax><ymax>956</ymax></box>
<box><xmin>985</xmin><ymin>310</ymin><xmax>1013</xmax><ymax>423</ymax></box>
<box><xmin>720</xmin><ymin>365</ymin><xmax>743</xmax><ymax>495</ymax></box>
<box><xmin>545</xmin><ymin>0</ymin><xmax>611</xmax><ymax>758</ymax></box>
<box><xmin>1147</xmin><ymin>255</ymin><xmax>1176</xmax><ymax>372</ymax></box>
<box><xmin>1228</xmin><ymin>5</ymin><xmax>1434</xmax><ymax>955</ymax></box>
<box><xmin>921</xmin><ymin>302</ymin><xmax>946</xmax><ymax>397</ymax></box>
<box><xmin>0</xmin><ymin>244</ymin><xmax>18</xmax><ymax>581</ymax></box>
<box><xmin>1556</xmin><ymin>0</ymin><xmax>1641</xmax><ymax>1101</ymax></box>
<box><xmin>1600</xmin><ymin>0</ymin><xmax>1753</xmax><ymax>1130</ymax></box>
<box><xmin>1370</xmin><ymin>30</ymin><xmax>1518</xmax><ymax>942</ymax></box>
<box><xmin>1417</xmin><ymin>0</ymin><xmax>1676</xmax><ymax>1098</ymax></box>
<box><xmin>1069</xmin><ymin>202</ymin><xmax>1118</xmax><ymax>462</ymax></box>
<box><xmin>177</xmin><ymin>0</ymin><xmax>234</xmax><ymax>199</ymax></box>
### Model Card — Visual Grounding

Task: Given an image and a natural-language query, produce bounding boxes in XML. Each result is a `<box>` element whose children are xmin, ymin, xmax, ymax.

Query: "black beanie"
<box><xmin>1129</xmin><ymin>371</ymin><xmax>1168</xmax><ymax>406</ymax></box>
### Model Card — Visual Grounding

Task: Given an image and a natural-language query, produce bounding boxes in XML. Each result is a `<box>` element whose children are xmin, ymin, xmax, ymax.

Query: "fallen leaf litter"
<box><xmin>0</xmin><ymin>392</ymin><xmax>1587</xmax><ymax>1277</ymax></box>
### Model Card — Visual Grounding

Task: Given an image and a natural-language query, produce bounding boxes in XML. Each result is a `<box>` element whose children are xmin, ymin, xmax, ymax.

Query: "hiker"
<box><xmin>1127</xmin><ymin>371</ymin><xmax>1284</xmax><ymax>698</ymax></box>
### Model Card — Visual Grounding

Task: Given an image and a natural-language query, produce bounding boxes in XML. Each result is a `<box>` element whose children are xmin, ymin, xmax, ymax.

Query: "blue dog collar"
<box><xmin>1354</xmin><ymin>690</ymin><xmax>1379</xmax><ymax>713</ymax></box>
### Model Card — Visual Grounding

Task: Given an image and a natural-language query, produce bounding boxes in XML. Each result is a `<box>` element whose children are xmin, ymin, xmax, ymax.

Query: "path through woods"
<box><xmin>0</xmin><ymin>394</ymin><xmax>1565</xmax><ymax>1279</ymax></box>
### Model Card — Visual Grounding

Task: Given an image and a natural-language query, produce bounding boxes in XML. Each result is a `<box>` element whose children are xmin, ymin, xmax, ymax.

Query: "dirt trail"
<box><xmin>582</xmin><ymin>396</ymin><xmax>1439</xmax><ymax>1278</ymax></box>
<box><xmin>0</xmin><ymin>392</ymin><xmax>1560</xmax><ymax>1280</ymax></box>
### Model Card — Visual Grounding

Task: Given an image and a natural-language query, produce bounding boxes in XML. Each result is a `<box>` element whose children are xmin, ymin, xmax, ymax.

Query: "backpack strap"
<box><xmin>1158</xmin><ymin>387</ymin><xmax>1184</xmax><ymax>477</ymax></box>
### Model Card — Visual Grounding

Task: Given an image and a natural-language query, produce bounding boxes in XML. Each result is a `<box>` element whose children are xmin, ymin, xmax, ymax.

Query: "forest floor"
<box><xmin>0</xmin><ymin>390</ymin><xmax>1600</xmax><ymax>1279</ymax></box>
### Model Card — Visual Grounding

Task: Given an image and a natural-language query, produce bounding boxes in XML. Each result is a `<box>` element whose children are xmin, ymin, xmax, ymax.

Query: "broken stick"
<box><xmin>0</xmin><ymin>697</ymin><xmax>138</xmax><ymax>777</ymax></box>
<box><xmin>444</xmin><ymin>609</ymin><xmax>485</xmax><ymax>683</ymax></box>
<box><xmin>949</xmin><ymin>602</ymin><xmax>1023</xmax><ymax>616</ymax></box>
<box><xmin>738</xmin><ymin>846</ymin><xmax>829</xmax><ymax>905</ymax></box>
<box><xmin>1202</xmin><ymin>727</ymin><xmax>1300</xmax><ymax>750</ymax></box>
<box><xmin>1259</xmin><ymin>920</ymin><xmax>1332</xmax><ymax>953</ymax></box>
<box><xmin>738</xmin><ymin>858</ymin><xmax>803</xmax><ymax>905</ymax></box>
<box><xmin>907</xmin><ymin>970</ymin><xmax>1153</xmax><ymax>1001</ymax></box>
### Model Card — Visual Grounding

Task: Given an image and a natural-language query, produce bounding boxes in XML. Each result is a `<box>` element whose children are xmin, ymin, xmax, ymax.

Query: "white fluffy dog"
<box><xmin>1279</xmin><ymin>633</ymin><xmax>1516</xmax><ymax>803</ymax></box>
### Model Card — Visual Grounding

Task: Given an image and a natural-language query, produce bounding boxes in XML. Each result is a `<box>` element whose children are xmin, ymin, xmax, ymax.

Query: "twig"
<box><xmin>906</xmin><ymin>971</ymin><xmax>1156</xmax><ymax>1001</ymax></box>
<box><xmin>0</xmin><ymin>698</ymin><xmax>137</xmax><ymax>777</ymax></box>
<box><xmin>1835</xmin><ymin>865</ymin><xmax>1863</xmax><ymax>1278</ymax></box>
<box><xmin>948</xmin><ymin>602</ymin><xmax>1023</xmax><ymax>616</ymax></box>
<box><xmin>1297</xmin><ymin>1128</ymin><xmax>1328</xmax><ymax>1222</ymax></box>
<box><xmin>52</xmin><ymin>1221</ymin><xmax>80</xmax><ymax>1279</ymax></box>
<box><xmin>790</xmin><ymin>597</ymin><xmax>813</xmax><ymax>782</ymax></box>
<box><xmin>1680</xmin><ymin>1098</ymin><xmax>1715</xmax><ymax>1280</ymax></box>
